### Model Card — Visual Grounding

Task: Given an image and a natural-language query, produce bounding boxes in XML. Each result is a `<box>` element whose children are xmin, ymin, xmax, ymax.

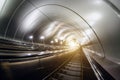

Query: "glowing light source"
<box><xmin>50</xmin><ymin>40</ymin><xmax>54</xmax><ymax>44</ymax></box>
<box><xmin>40</xmin><ymin>36</ymin><xmax>45</xmax><ymax>46</ymax></box>
<box><xmin>55</xmin><ymin>38</ymin><xmax>58</xmax><ymax>43</ymax></box>
<box><xmin>39</xmin><ymin>51</ymin><xmax>45</xmax><ymax>55</ymax></box>
<box><xmin>40</xmin><ymin>36</ymin><xmax>45</xmax><ymax>40</ymax></box>
<box><xmin>66</xmin><ymin>39</ymin><xmax>79</xmax><ymax>50</ymax></box>
<box><xmin>27</xmin><ymin>53</ymin><xmax>31</xmax><ymax>56</ymax></box>
<box><xmin>29</xmin><ymin>35</ymin><xmax>33</xmax><ymax>39</ymax></box>
<box><xmin>68</xmin><ymin>41</ymin><xmax>76</xmax><ymax>48</ymax></box>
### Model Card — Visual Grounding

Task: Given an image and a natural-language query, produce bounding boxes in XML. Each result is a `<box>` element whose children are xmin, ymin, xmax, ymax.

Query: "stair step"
<box><xmin>68</xmin><ymin>62</ymin><xmax>81</xmax><ymax>65</ymax></box>
<box><xmin>64</xmin><ymin>66</ymin><xmax>81</xmax><ymax>71</ymax></box>
<box><xmin>66</xmin><ymin>64</ymin><xmax>81</xmax><ymax>68</ymax></box>
<box><xmin>60</xmin><ymin>69</ymin><xmax>81</xmax><ymax>77</ymax></box>
<box><xmin>56</xmin><ymin>73</ymin><xmax>81</xmax><ymax>80</ymax></box>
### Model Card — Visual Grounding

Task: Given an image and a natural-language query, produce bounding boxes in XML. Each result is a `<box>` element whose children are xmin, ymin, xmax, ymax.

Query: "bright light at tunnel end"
<box><xmin>66</xmin><ymin>39</ymin><xmax>80</xmax><ymax>51</ymax></box>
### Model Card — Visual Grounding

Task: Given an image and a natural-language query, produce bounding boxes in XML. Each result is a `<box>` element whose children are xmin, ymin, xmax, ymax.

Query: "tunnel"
<box><xmin>0</xmin><ymin>0</ymin><xmax>120</xmax><ymax>80</ymax></box>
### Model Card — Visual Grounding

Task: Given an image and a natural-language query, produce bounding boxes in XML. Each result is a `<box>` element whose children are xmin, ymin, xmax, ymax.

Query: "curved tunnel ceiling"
<box><xmin>0</xmin><ymin>0</ymin><xmax>120</xmax><ymax>78</ymax></box>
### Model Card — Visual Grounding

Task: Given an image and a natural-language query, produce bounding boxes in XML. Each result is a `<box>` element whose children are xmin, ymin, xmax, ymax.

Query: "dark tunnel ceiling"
<box><xmin>0</xmin><ymin>0</ymin><xmax>120</xmax><ymax>63</ymax></box>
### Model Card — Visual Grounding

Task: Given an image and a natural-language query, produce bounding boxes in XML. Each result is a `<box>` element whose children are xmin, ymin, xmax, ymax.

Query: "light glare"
<box><xmin>29</xmin><ymin>35</ymin><xmax>33</xmax><ymax>39</ymax></box>
<box><xmin>87</xmin><ymin>12</ymin><xmax>101</xmax><ymax>25</ymax></box>
<box><xmin>40</xmin><ymin>36</ymin><xmax>45</xmax><ymax>40</ymax></box>
<box><xmin>0</xmin><ymin>0</ymin><xmax>6</xmax><ymax>12</ymax></box>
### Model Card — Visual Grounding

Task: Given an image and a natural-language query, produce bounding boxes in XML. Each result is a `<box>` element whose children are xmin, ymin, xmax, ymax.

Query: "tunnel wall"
<box><xmin>0</xmin><ymin>0</ymin><xmax>120</xmax><ymax>79</ymax></box>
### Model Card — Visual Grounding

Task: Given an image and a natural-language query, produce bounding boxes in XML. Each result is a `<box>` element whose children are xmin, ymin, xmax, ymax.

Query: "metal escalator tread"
<box><xmin>64</xmin><ymin>66</ymin><xmax>81</xmax><ymax>71</ymax></box>
<box><xmin>46</xmin><ymin>50</ymin><xmax>98</xmax><ymax>80</ymax></box>
<box><xmin>60</xmin><ymin>69</ymin><xmax>81</xmax><ymax>77</ymax></box>
<box><xmin>55</xmin><ymin>73</ymin><xmax>80</xmax><ymax>80</ymax></box>
<box><xmin>62</xmin><ymin>67</ymin><xmax>81</xmax><ymax>72</ymax></box>
<box><xmin>68</xmin><ymin>62</ymin><xmax>81</xmax><ymax>65</ymax></box>
<box><xmin>66</xmin><ymin>64</ymin><xmax>81</xmax><ymax>68</ymax></box>
<box><xmin>49</xmin><ymin>53</ymin><xmax>82</xmax><ymax>80</ymax></box>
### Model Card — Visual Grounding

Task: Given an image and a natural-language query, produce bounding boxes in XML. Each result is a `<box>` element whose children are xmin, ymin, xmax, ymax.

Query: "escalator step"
<box><xmin>55</xmin><ymin>73</ymin><xmax>81</xmax><ymax>80</ymax></box>
<box><xmin>60</xmin><ymin>69</ymin><xmax>81</xmax><ymax>77</ymax></box>
<box><xmin>62</xmin><ymin>68</ymin><xmax>81</xmax><ymax>72</ymax></box>
<box><xmin>66</xmin><ymin>64</ymin><xmax>81</xmax><ymax>68</ymax></box>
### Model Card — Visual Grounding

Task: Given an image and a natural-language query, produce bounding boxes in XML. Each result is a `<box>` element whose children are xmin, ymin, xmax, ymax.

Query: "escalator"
<box><xmin>44</xmin><ymin>49</ymin><xmax>98</xmax><ymax>80</ymax></box>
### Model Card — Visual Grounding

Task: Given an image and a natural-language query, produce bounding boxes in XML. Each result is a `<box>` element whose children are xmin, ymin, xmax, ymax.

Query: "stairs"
<box><xmin>49</xmin><ymin>53</ymin><xmax>82</xmax><ymax>80</ymax></box>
